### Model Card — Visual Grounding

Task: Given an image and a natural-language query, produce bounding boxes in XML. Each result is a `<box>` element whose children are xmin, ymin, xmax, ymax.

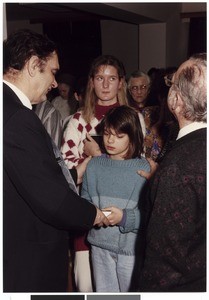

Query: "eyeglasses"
<box><xmin>130</xmin><ymin>85</ymin><xmax>148</xmax><ymax>92</ymax></box>
<box><xmin>164</xmin><ymin>73</ymin><xmax>175</xmax><ymax>87</ymax></box>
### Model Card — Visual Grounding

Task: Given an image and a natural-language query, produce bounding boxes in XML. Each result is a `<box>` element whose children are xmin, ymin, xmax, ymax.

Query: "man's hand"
<box><xmin>93</xmin><ymin>207</ymin><xmax>110</xmax><ymax>227</ymax></box>
<box><xmin>75</xmin><ymin>156</ymin><xmax>92</xmax><ymax>185</ymax></box>
<box><xmin>83</xmin><ymin>133</ymin><xmax>102</xmax><ymax>157</ymax></box>
<box><xmin>137</xmin><ymin>157</ymin><xmax>158</xmax><ymax>180</ymax></box>
<box><xmin>103</xmin><ymin>206</ymin><xmax>123</xmax><ymax>226</ymax></box>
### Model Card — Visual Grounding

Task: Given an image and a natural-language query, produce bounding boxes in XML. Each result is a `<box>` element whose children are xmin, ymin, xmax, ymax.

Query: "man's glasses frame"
<box><xmin>164</xmin><ymin>73</ymin><xmax>175</xmax><ymax>87</ymax></box>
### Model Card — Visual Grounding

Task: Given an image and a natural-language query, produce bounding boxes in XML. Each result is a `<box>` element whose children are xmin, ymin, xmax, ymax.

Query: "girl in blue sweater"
<box><xmin>81</xmin><ymin>105</ymin><xmax>150</xmax><ymax>292</ymax></box>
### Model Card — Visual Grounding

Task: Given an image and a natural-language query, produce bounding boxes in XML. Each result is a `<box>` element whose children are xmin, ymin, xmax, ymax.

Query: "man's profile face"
<box><xmin>32</xmin><ymin>51</ymin><xmax>59</xmax><ymax>104</ymax></box>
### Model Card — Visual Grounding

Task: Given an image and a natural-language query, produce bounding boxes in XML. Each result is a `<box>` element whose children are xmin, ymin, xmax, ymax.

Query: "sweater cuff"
<box><xmin>118</xmin><ymin>209</ymin><xmax>127</xmax><ymax>226</ymax></box>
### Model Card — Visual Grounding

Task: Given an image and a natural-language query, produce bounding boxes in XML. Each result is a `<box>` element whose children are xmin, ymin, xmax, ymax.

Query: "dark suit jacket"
<box><xmin>3</xmin><ymin>83</ymin><xmax>96</xmax><ymax>292</ymax></box>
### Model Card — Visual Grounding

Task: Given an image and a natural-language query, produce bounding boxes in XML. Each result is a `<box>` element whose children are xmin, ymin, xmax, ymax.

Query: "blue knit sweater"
<box><xmin>81</xmin><ymin>156</ymin><xmax>150</xmax><ymax>255</ymax></box>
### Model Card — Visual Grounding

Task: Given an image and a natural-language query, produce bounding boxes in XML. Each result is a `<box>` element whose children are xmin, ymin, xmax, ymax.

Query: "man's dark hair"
<box><xmin>3</xmin><ymin>29</ymin><xmax>57</xmax><ymax>74</ymax></box>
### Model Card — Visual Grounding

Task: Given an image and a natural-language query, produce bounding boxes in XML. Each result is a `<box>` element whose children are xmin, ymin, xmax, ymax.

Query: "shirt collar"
<box><xmin>177</xmin><ymin>122</ymin><xmax>207</xmax><ymax>140</ymax></box>
<box><xmin>3</xmin><ymin>80</ymin><xmax>32</xmax><ymax>110</ymax></box>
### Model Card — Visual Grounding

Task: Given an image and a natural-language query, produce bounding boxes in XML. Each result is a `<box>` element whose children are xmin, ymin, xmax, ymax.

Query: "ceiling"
<box><xmin>5</xmin><ymin>2</ymin><xmax>161</xmax><ymax>25</ymax></box>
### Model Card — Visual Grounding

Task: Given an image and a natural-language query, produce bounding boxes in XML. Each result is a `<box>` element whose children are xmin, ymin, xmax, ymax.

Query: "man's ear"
<box><xmin>27</xmin><ymin>55</ymin><xmax>40</xmax><ymax>77</ymax></box>
<box><xmin>172</xmin><ymin>92</ymin><xmax>183</xmax><ymax>112</ymax></box>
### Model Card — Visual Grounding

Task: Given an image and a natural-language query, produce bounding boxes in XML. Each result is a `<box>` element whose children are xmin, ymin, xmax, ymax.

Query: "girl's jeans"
<box><xmin>91</xmin><ymin>245</ymin><xmax>135</xmax><ymax>292</ymax></box>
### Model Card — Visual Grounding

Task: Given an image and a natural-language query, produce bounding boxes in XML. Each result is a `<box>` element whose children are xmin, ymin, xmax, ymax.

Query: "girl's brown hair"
<box><xmin>100</xmin><ymin>105</ymin><xmax>144</xmax><ymax>159</ymax></box>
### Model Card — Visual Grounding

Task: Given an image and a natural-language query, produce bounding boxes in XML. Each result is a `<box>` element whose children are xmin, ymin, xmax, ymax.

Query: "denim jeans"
<box><xmin>91</xmin><ymin>245</ymin><xmax>135</xmax><ymax>292</ymax></box>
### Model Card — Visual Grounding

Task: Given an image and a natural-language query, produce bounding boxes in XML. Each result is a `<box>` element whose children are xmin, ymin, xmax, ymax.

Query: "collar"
<box><xmin>177</xmin><ymin>122</ymin><xmax>207</xmax><ymax>140</ymax></box>
<box><xmin>3</xmin><ymin>80</ymin><xmax>32</xmax><ymax>110</ymax></box>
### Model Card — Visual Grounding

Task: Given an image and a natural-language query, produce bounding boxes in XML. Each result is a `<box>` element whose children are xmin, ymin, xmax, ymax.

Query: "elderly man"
<box><xmin>3</xmin><ymin>29</ymin><xmax>109</xmax><ymax>292</ymax></box>
<box><xmin>136</xmin><ymin>53</ymin><xmax>206</xmax><ymax>292</ymax></box>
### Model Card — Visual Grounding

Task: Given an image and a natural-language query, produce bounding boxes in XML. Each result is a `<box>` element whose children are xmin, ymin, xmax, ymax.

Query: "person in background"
<box><xmin>62</xmin><ymin>76</ymin><xmax>88</xmax><ymax>132</ymax></box>
<box><xmin>73</xmin><ymin>75</ymin><xmax>88</xmax><ymax>109</ymax></box>
<box><xmin>51</xmin><ymin>72</ymin><xmax>79</xmax><ymax>122</ymax></box>
<box><xmin>153</xmin><ymin>67</ymin><xmax>179</xmax><ymax>163</ymax></box>
<box><xmin>82</xmin><ymin>105</ymin><xmax>150</xmax><ymax>292</ymax></box>
<box><xmin>127</xmin><ymin>70</ymin><xmax>151</xmax><ymax>110</ymax></box>
<box><xmin>127</xmin><ymin>70</ymin><xmax>163</xmax><ymax>161</ymax></box>
<box><xmin>34</xmin><ymin>99</ymin><xmax>63</xmax><ymax>148</ymax></box>
<box><xmin>136</xmin><ymin>53</ymin><xmax>206</xmax><ymax>292</ymax></box>
<box><xmin>3</xmin><ymin>28</ymin><xmax>109</xmax><ymax>292</ymax></box>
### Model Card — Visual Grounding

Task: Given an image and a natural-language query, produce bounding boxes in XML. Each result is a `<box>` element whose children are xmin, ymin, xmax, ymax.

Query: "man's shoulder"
<box><xmin>174</xmin><ymin>129</ymin><xmax>206</xmax><ymax>156</ymax></box>
<box><xmin>3</xmin><ymin>84</ymin><xmax>41</xmax><ymax>129</ymax></box>
<box><xmin>3</xmin><ymin>83</ymin><xmax>25</xmax><ymax>124</ymax></box>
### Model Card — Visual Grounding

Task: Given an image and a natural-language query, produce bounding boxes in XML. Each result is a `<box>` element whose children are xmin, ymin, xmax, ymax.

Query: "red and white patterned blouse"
<box><xmin>61</xmin><ymin>102</ymin><xmax>120</xmax><ymax>169</ymax></box>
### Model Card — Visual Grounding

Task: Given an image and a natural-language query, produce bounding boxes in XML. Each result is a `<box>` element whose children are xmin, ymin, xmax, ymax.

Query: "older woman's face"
<box><xmin>129</xmin><ymin>76</ymin><xmax>149</xmax><ymax>108</ymax></box>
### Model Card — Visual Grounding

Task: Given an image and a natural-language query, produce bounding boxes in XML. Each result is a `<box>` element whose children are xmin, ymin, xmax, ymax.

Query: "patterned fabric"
<box><xmin>142</xmin><ymin>106</ymin><xmax>164</xmax><ymax>161</ymax></box>
<box><xmin>137</xmin><ymin>128</ymin><xmax>206</xmax><ymax>292</ymax></box>
<box><xmin>61</xmin><ymin>111</ymin><xmax>101</xmax><ymax>168</ymax></box>
<box><xmin>61</xmin><ymin>103</ymin><xmax>119</xmax><ymax>169</ymax></box>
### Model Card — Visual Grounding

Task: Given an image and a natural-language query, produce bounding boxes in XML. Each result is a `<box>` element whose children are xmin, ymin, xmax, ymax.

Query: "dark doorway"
<box><xmin>188</xmin><ymin>17</ymin><xmax>206</xmax><ymax>57</ymax></box>
<box><xmin>43</xmin><ymin>20</ymin><xmax>102</xmax><ymax>77</ymax></box>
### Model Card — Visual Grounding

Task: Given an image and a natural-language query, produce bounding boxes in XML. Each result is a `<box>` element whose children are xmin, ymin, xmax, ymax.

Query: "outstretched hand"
<box><xmin>75</xmin><ymin>156</ymin><xmax>92</xmax><ymax>184</ymax></box>
<box><xmin>94</xmin><ymin>207</ymin><xmax>110</xmax><ymax>227</ymax></box>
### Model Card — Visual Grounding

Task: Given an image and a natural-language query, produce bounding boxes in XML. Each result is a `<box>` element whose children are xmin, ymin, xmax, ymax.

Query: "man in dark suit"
<box><xmin>3</xmin><ymin>29</ymin><xmax>109</xmax><ymax>292</ymax></box>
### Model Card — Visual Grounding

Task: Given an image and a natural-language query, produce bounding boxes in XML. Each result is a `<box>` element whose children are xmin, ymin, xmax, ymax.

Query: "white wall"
<box><xmin>101</xmin><ymin>20</ymin><xmax>139</xmax><ymax>77</ymax></box>
<box><xmin>139</xmin><ymin>15</ymin><xmax>189</xmax><ymax>72</ymax></box>
<box><xmin>139</xmin><ymin>23</ymin><xmax>166</xmax><ymax>73</ymax></box>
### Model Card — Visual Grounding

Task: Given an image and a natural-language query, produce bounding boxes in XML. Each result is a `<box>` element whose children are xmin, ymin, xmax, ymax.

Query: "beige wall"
<box><xmin>101</xmin><ymin>20</ymin><xmax>139</xmax><ymax>77</ymax></box>
<box><xmin>139</xmin><ymin>23</ymin><xmax>166</xmax><ymax>73</ymax></box>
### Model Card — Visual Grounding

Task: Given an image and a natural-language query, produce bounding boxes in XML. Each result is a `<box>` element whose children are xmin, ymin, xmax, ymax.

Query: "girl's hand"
<box><xmin>103</xmin><ymin>206</ymin><xmax>123</xmax><ymax>226</ymax></box>
<box><xmin>83</xmin><ymin>133</ymin><xmax>102</xmax><ymax>157</ymax></box>
<box><xmin>75</xmin><ymin>156</ymin><xmax>92</xmax><ymax>184</ymax></box>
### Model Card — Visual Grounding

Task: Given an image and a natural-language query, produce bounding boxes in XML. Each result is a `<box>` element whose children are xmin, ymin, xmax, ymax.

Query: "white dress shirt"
<box><xmin>177</xmin><ymin>121</ymin><xmax>207</xmax><ymax>140</ymax></box>
<box><xmin>3</xmin><ymin>79</ymin><xmax>32</xmax><ymax>110</ymax></box>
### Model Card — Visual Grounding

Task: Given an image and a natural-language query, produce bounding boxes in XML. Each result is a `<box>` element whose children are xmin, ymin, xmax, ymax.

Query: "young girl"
<box><xmin>61</xmin><ymin>55</ymin><xmax>128</xmax><ymax>169</ymax></box>
<box><xmin>61</xmin><ymin>55</ymin><xmax>129</xmax><ymax>292</ymax></box>
<box><xmin>81</xmin><ymin>105</ymin><xmax>150</xmax><ymax>292</ymax></box>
